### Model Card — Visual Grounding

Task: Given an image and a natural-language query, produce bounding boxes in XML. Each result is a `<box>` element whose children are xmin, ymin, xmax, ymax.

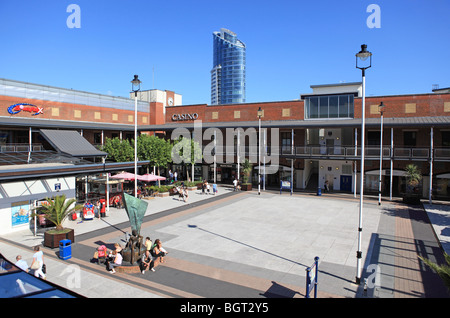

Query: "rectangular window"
<box><xmin>281</xmin><ymin>132</ymin><xmax>291</xmax><ymax>153</ymax></box>
<box><xmin>305</xmin><ymin>94</ymin><xmax>354</xmax><ymax>119</ymax></box>
<box><xmin>404</xmin><ymin>131</ymin><xmax>416</xmax><ymax>146</ymax></box>
<box><xmin>339</xmin><ymin>95</ymin><xmax>349</xmax><ymax>117</ymax></box>
<box><xmin>308</xmin><ymin>97</ymin><xmax>318</xmax><ymax>118</ymax></box>
<box><xmin>367</xmin><ymin>131</ymin><xmax>381</xmax><ymax>145</ymax></box>
<box><xmin>329</xmin><ymin>96</ymin><xmax>339</xmax><ymax>118</ymax></box>
<box><xmin>319</xmin><ymin>96</ymin><xmax>328</xmax><ymax>118</ymax></box>
<box><xmin>442</xmin><ymin>131</ymin><xmax>450</xmax><ymax>147</ymax></box>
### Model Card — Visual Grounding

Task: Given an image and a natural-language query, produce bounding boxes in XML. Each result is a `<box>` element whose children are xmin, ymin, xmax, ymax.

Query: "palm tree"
<box><xmin>405</xmin><ymin>164</ymin><xmax>422</xmax><ymax>189</ymax></box>
<box><xmin>403</xmin><ymin>164</ymin><xmax>422</xmax><ymax>204</ymax></box>
<box><xmin>33</xmin><ymin>195</ymin><xmax>81</xmax><ymax>231</ymax></box>
<box><xmin>419</xmin><ymin>253</ymin><xmax>450</xmax><ymax>289</ymax></box>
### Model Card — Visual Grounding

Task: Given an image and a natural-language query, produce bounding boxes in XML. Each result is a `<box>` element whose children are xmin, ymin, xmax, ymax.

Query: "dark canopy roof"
<box><xmin>40</xmin><ymin>129</ymin><xmax>107</xmax><ymax>158</ymax></box>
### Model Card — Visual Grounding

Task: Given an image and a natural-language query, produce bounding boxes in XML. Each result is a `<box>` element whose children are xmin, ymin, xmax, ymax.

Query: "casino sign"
<box><xmin>171</xmin><ymin>113</ymin><xmax>199</xmax><ymax>121</ymax></box>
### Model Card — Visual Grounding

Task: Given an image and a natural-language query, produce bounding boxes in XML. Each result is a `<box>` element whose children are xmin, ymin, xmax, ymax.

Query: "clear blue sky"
<box><xmin>0</xmin><ymin>0</ymin><xmax>449</xmax><ymax>105</ymax></box>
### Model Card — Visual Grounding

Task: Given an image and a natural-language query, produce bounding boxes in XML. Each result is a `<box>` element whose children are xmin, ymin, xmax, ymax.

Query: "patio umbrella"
<box><xmin>136</xmin><ymin>174</ymin><xmax>166</xmax><ymax>182</ymax></box>
<box><xmin>110</xmin><ymin>172</ymin><xmax>139</xmax><ymax>181</ymax></box>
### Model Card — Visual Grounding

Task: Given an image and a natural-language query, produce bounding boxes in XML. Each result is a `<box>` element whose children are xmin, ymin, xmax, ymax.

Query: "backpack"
<box><xmin>97</xmin><ymin>245</ymin><xmax>107</xmax><ymax>258</ymax></box>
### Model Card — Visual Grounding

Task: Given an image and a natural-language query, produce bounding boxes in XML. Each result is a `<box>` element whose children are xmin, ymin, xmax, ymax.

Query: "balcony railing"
<box><xmin>0</xmin><ymin>144</ymin><xmax>44</xmax><ymax>152</ymax></box>
<box><xmin>204</xmin><ymin>145</ymin><xmax>450</xmax><ymax>161</ymax></box>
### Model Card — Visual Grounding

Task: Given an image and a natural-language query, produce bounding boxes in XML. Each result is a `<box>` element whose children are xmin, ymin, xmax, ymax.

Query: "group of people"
<box><xmin>168</xmin><ymin>169</ymin><xmax>178</xmax><ymax>183</ymax></box>
<box><xmin>201</xmin><ymin>180</ymin><xmax>218</xmax><ymax>195</ymax></box>
<box><xmin>140</xmin><ymin>237</ymin><xmax>168</xmax><ymax>274</ymax></box>
<box><xmin>104</xmin><ymin>237</ymin><xmax>169</xmax><ymax>275</ymax></box>
<box><xmin>14</xmin><ymin>246</ymin><xmax>46</xmax><ymax>280</ymax></box>
<box><xmin>174</xmin><ymin>184</ymin><xmax>189</xmax><ymax>202</ymax></box>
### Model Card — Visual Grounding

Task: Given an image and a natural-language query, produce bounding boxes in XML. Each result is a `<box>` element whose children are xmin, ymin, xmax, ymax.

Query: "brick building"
<box><xmin>0</xmin><ymin>78</ymin><xmax>449</xmax><ymax>234</ymax></box>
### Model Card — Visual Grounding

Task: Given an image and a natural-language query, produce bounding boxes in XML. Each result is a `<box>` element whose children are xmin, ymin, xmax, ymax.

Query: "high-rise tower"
<box><xmin>211</xmin><ymin>28</ymin><xmax>246</xmax><ymax>105</ymax></box>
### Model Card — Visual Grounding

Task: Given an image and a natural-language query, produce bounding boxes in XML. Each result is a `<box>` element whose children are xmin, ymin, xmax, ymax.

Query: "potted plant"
<box><xmin>32</xmin><ymin>194</ymin><xmax>82</xmax><ymax>248</ymax></box>
<box><xmin>241</xmin><ymin>159</ymin><xmax>253</xmax><ymax>191</ymax></box>
<box><xmin>158</xmin><ymin>186</ymin><xmax>170</xmax><ymax>197</ymax></box>
<box><xmin>403</xmin><ymin>164</ymin><xmax>422</xmax><ymax>204</ymax></box>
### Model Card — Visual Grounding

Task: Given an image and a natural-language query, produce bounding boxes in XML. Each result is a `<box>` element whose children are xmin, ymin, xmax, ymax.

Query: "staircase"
<box><xmin>306</xmin><ymin>173</ymin><xmax>318</xmax><ymax>191</ymax></box>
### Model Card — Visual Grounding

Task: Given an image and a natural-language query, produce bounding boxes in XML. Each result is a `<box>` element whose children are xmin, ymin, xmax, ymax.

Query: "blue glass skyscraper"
<box><xmin>211</xmin><ymin>28</ymin><xmax>246</xmax><ymax>105</ymax></box>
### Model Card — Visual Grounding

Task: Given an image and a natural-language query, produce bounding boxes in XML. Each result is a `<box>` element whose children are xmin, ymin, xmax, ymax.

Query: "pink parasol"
<box><xmin>110</xmin><ymin>172</ymin><xmax>139</xmax><ymax>181</ymax></box>
<box><xmin>136</xmin><ymin>174</ymin><xmax>166</xmax><ymax>182</ymax></box>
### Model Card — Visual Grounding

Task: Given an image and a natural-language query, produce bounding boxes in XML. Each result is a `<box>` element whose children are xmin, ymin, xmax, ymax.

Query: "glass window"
<box><xmin>308</xmin><ymin>97</ymin><xmax>318</xmax><ymax>118</ymax></box>
<box><xmin>319</xmin><ymin>96</ymin><xmax>328</xmax><ymax>118</ymax></box>
<box><xmin>329</xmin><ymin>96</ymin><xmax>339</xmax><ymax>118</ymax></box>
<box><xmin>443</xmin><ymin>131</ymin><xmax>450</xmax><ymax>147</ymax></box>
<box><xmin>404</xmin><ymin>131</ymin><xmax>416</xmax><ymax>146</ymax></box>
<box><xmin>339</xmin><ymin>95</ymin><xmax>349</xmax><ymax>117</ymax></box>
<box><xmin>305</xmin><ymin>94</ymin><xmax>354</xmax><ymax>119</ymax></box>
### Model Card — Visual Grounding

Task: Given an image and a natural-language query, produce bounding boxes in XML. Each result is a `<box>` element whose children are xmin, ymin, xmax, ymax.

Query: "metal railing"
<box><xmin>203</xmin><ymin>145</ymin><xmax>450</xmax><ymax>161</ymax></box>
<box><xmin>0</xmin><ymin>144</ymin><xmax>43</xmax><ymax>152</ymax></box>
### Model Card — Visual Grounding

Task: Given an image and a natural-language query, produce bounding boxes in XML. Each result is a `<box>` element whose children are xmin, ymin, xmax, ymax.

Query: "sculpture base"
<box><xmin>115</xmin><ymin>264</ymin><xmax>141</xmax><ymax>274</ymax></box>
<box><xmin>121</xmin><ymin>246</ymin><xmax>147</xmax><ymax>265</ymax></box>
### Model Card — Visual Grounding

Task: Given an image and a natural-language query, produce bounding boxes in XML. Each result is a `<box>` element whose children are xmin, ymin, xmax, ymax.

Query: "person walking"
<box><xmin>15</xmin><ymin>255</ymin><xmax>29</xmax><ymax>273</ymax></box>
<box><xmin>30</xmin><ymin>246</ymin><xmax>46</xmax><ymax>279</ymax></box>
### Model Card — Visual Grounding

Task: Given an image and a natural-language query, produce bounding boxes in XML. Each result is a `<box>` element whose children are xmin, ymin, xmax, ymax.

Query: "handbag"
<box><xmin>42</xmin><ymin>263</ymin><xmax>46</xmax><ymax>274</ymax></box>
<box><xmin>31</xmin><ymin>261</ymin><xmax>40</xmax><ymax>270</ymax></box>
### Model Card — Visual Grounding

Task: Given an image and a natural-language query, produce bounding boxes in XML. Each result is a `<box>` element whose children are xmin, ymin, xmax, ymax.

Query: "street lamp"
<box><xmin>257</xmin><ymin>107</ymin><xmax>263</xmax><ymax>195</ymax></box>
<box><xmin>131</xmin><ymin>75</ymin><xmax>141</xmax><ymax>198</ymax></box>
<box><xmin>355</xmin><ymin>44</ymin><xmax>372</xmax><ymax>285</ymax></box>
<box><xmin>378</xmin><ymin>101</ymin><xmax>385</xmax><ymax>206</ymax></box>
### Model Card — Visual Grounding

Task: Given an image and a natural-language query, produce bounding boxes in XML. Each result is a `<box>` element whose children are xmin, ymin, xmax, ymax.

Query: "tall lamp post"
<box><xmin>355</xmin><ymin>44</ymin><xmax>372</xmax><ymax>284</ymax></box>
<box><xmin>131</xmin><ymin>75</ymin><xmax>141</xmax><ymax>198</ymax></box>
<box><xmin>257</xmin><ymin>107</ymin><xmax>263</xmax><ymax>195</ymax></box>
<box><xmin>378</xmin><ymin>102</ymin><xmax>385</xmax><ymax>206</ymax></box>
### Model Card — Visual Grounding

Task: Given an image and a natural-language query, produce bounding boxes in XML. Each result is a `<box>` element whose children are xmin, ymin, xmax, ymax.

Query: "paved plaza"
<box><xmin>1</xmin><ymin>186</ymin><xmax>449</xmax><ymax>299</ymax></box>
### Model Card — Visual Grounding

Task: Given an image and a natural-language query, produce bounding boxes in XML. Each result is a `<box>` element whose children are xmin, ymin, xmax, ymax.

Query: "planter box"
<box><xmin>158</xmin><ymin>192</ymin><xmax>170</xmax><ymax>197</ymax></box>
<box><xmin>187</xmin><ymin>186</ymin><xmax>197</xmax><ymax>191</ymax></box>
<box><xmin>44</xmin><ymin>228</ymin><xmax>74</xmax><ymax>248</ymax></box>
<box><xmin>241</xmin><ymin>184</ymin><xmax>252</xmax><ymax>191</ymax></box>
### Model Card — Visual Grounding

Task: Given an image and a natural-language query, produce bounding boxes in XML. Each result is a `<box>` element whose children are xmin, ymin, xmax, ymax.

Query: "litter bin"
<box><xmin>59</xmin><ymin>239</ymin><xmax>72</xmax><ymax>260</ymax></box>
<box><xmin>317</xmin><ymin>187</ymin><xmax>322</xmax><ymax>196</ymax></box>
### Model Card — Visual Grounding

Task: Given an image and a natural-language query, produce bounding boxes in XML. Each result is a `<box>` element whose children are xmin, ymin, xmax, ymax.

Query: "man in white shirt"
<box><xmin>233</xmin><ymin>178</ymin><xmax>238</xmax><ymax>191</ymax></box>
<box><xmin>15</xmin><ymin>255</ymin><xmax>29</xmax><ymax>273</ymax></box>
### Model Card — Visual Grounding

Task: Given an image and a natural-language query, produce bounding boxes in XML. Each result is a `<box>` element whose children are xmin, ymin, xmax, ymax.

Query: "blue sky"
<box><xmin>0</xmin><ymin>0</ymin><xmax>449</xmax><ymax>105</ymax></box>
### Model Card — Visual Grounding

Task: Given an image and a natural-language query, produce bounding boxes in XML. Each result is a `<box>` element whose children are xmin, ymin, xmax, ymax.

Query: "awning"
<box><xmin>40</xmin><ymin>129</ymin><xmax>107</xmax><ymax>158</ymax></box>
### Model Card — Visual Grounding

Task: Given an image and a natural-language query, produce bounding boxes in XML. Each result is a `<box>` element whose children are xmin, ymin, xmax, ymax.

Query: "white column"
<box><xmin>429</xmin><ymin>127</ymin><xmax>433</xmax><ymax>205</ymax></box>
<box><xmin>390</xmin><ymin>128</ymin><xmax>393</xmax><ymax>201</ymax></box>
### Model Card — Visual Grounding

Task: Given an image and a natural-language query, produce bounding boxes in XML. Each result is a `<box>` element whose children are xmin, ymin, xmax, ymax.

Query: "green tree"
<box><xmin>138</xmin><ymin>134</ymin><xmax>173</xmax><ymax>175</ymax></box>
<box><xmin>101</xmin><ymin>137</ymin><xmax>134</xmax><ymax>162</ymax></box>
<box><xmin>32</xmin><ymin>194</ymin><xmax>82</xmax><ymax>231</ymax></box>
<box><xmin>172</xmin><ymin>136</ymin><xmax>202</xmax><ymax>181</ymax></box>
<box><xmin>241</xmin><ymin>158</ymin><xmax>252</xmax><ymax>184</ymax></box>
